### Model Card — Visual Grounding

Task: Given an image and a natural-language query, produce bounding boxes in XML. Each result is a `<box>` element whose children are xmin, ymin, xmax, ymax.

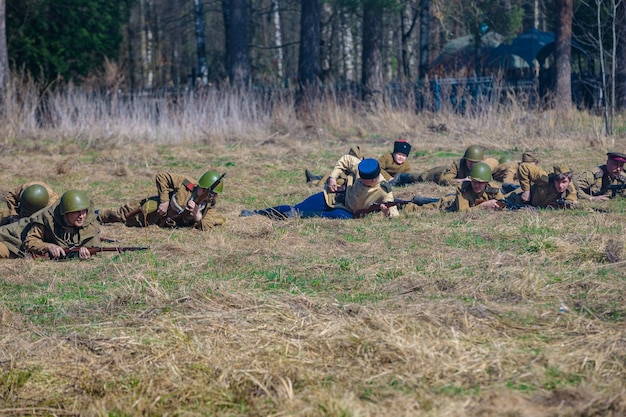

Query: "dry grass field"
<box><xmin>1</xmin><ymin>91</ymin><xmax>626</xmax><ymax>416</ymax></box>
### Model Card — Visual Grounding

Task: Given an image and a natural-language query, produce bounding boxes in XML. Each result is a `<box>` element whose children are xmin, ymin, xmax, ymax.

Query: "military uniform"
<box><xmin>506</xmin><ymin>165</ymin><xmax>577</xmax><ymax>209</ymax></box>
<box><xmin>517</xmin><ymin>162</ymin><xmax>549</xmax><ymax>192</ymax></box>
<box><xmin>0</xmin><ymin>198</ymin><xmax>100</xmax><ymax>258</ymax></box>
<box><xmin>324</xmin><ymin>155</ymin><xmax>399</xmax><ymax>217</ymax></box>
<box><xmin>573</xmin><ymin>153</ymin><xmax>626</xmax><ymax>200</ymax></box>
<box><xmin>98</xmin><ymin>171</ymin><xmax>225</xmax><ymax>231</ymax></box>
<box><xmin>243</xmin><ymin>157</ymin><xmax>399</xmax><ymax>219</ymax></box>
<box><xmin>377</xmin><ymin>152</ymin><xmax>411</xmax><ymax>180</ymax></box>
<box><xmin>492</xmin><ymin>161</ymin><xmax>518</xmax><ymax>183</ymax></box>
<box><xmin>450</xmin><ymin>182</ymin><xmax>504</xmax><ymax>212</ymax></box>
<box><xmin>309</xmin><ymin>145</ymin><xmax>365</xmax><ymax>187</ymax></box>
<box><xmin>0</xmin><ymin>182</ymin><xmax>59</xmax><ymax>226</ymax></box>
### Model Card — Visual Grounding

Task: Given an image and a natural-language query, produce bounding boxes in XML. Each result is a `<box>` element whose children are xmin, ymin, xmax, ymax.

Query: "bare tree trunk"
<box><xmin>419</xmin><ymin>0</ymin><xmax>429</xmax><ymax>80</ymax></box>
<box><xmin>297</xmin><ymin>0</ymin><xmax>321</xmax><ymax>119</ymax></box>
<box><xmin>617</xmin><ymin>0</ymin><xmax>626</xmax><ymax>110</ymax></box>
<box><xmin>362</xmin><ymin>1</ymin><xmax>384</xmax><ymax>109</ymax></box>
<box><xmin>0</xmin><ymin>0</ymin><xmax>8</xmax><ymax>116</ymax></box>
<box><xmin>193</xmin><ymin>0</ymin><xmax>208</xmax><ymax>86</ymax></box>
<box><xmin>272</xmin><ymin>0</ymin><xmax>284</xmax><ymax>81</ymax></box>
<box><xmin>320</xmin><ymin>2</ymin><xmax>333</xmax><ymax>80</ymax></box>
<box><xmin>223</xmin><ymin>0</ymin><xmax>249</xmax><ymax>87</ymax></box>
<box><xmin>341</xmin><ymin>8</ymin><xmax>355</xmax><ymax>82</ymax></box>
<box><xmin>554</xmin><ymin>0</ymin><xmax>573</xmax><ymax>109</ymax></box>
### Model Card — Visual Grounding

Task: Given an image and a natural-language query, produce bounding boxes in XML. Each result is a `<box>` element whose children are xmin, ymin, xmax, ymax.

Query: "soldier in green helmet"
<box><xmin>401</xmin><ymin>162</ymin><xmax>504</xmax><ymax>214</ymax></box>
<box><xmin>0</xmin><ymin>190</ymin><xmax>101</xmax><ymax>259</ymax></box>
<box><xmin>0</xmin><ymin>182</ymin><xmax>60</xmax><ymax>226</ymax></box>
<box><xmin>97</xmin><ymin>170</ymin><xmax>226</xmax><ymax>230</ymax></box>
<box><xmin>390</xmin><ymin>144</ymin><xmax>498</xmax><ymax>187</ymax></box>
<box><xmin>449</xmin><ymin>162</ymin><xmax>505</xmax><ymax>212</ymax></box>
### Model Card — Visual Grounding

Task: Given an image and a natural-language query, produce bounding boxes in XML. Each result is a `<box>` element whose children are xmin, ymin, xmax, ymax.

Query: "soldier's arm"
<box><xmin>572</xmin><ymin>171</ymin><xmax>598</xmax><ymax>200</ymax></box>
<box><xmin>195</xmin><ymin>204</ymin><xmax>226</xmax><ymax>230</ymax></box>
<box><xmin>439</xmin><ymin>162</ymin><xmax>460</xmax><ymax>186</ymax></box>
<box><xmin>329</xmin><ymin>155</ymin><xmax>360</xmax><ymax>179</ymax></box>
<box><xmin>154</xmin><ymin>172</ymin><xmax>184</xmax><ymax>204</ymax></box>
<box><xmin>22</xmin><ymin>223</ymin><xmax>50</xmax><ymax>255</ymax></box>
<box><xmin>4</xmin><ymin>186</ymin><xmax>24</xmax><ymax>217</ymax></box>
<box><xmin>518</xmin><ymin>163</ymin><xmax>548</xmax><ymax>191</ymax></box>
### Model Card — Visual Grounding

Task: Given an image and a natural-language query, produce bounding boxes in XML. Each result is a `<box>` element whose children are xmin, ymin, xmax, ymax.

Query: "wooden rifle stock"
<box><xmin>35</xmin><ymin>246</ymin><xmax>149</xmax><ymax>260</ymax></box>
<box><xmin>353</xmin><ymin>199</ymin><xmax>413</xmax><ymax>219</ymax></box>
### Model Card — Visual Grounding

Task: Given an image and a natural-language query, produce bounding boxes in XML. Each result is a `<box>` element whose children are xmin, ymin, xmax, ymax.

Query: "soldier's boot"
<box><xmin>240</xmin><ymin>205</ymin><xmax>296</xmax><ymax>220</ymax></box>
<box><xmin>389</xmin><ymin>173</ymin><xmax>411</xmax><ymax>187</ymax></box>
<box><xmin>305</xmin><ymin>169</ymin><xmax>323</xmax><ymax>183</ymax></box>
<box><xmin>501</xmin><ymin>183</ymin><xmax>520</xmax><ymax>194</ymax></box>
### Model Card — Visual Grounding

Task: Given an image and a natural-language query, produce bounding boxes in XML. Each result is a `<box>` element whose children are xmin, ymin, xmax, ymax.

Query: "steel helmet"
<box><xmin>59</xmin><ymin>190</ymin><xmax>90</xmax><ymax>215</ymax></box>
<box><xmin>469</xmin><ymin>162</ymin><xmax>493</xmax><ymax>182</ymax></box>
<box><xmin>463</xmin><ymin>145</ymin><xmax>484</xmax><ymax>163</ymax></box>
<box><xmin>197</xmin><ymin>170</ymin><xmax>224</xmax><ymax>193</ymax></box>
<box><xmin>19</xmin><ymin>184</ymin><xmax>49</xmax><ymax>215</ymax></box>
<box><xmin>498</xmin><ymin>155</ymin><xmax>514</xmax><ymax>164</ymax></box>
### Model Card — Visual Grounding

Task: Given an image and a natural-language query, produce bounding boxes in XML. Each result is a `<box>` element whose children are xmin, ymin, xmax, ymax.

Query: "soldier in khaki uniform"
<box><xmin>0</xmin><ymin>190</ymin><xmax>101</xmax><ymax>259</ymax></box>
<box><xmin>573</xmin><ymin>152</ymin><xmax>626</xmax><ymax>201</ymax></box>
<box><xmin>0</xmin><ymin>182</ymin><xmax>60</xmax><ymax>226</ymax></box>
<box><xmin>491</xmin><ymin>155</ymin><xmax>518</xmax><ymax>184</ymax></box>
<box><xmin>305</xmin><ymin>145</ymin><xmax>365</xmax><ymax>187</ymax></box>
<box><xmin>98</xmin><ymin>170</ymin><xmax>226</xmax><ymax>231</ymax></box>
<box><xmin>243</xmin><ymin>157</ymin><xmax>399</xmax><ymax>219</ymax></box>
<box><xmin>391</xmin><ymin>145</ymin><xmax>496</xmax><ymax>186</ymax></box>
<box><xmin>506</xmin><ymin>165</ymin><xmax>577</xmax><ymax>209</ymax></box>
<box><xmin>402</xmin><ymin>162</ymin><xmax>503</xmax><ymax>213</ymax></box>
<box><xmin>516</xmin><ymin>151</ymin><xmax>548</xmax><ymax>202</ymax></box>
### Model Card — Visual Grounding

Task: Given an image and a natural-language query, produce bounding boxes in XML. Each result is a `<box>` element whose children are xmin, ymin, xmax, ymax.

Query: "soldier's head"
<box><xmin>196</xmin><ymin>170</ymin><xmax>224</xmax><ymax>200</ymax></box>
<box><xmin>552</xmin><ymin>165</ymin><xmax>573</xmax><ymax>193</ymax></box>
<box><xmin>358</xmin><ymin>158</ymin><xmax>381</xmax><ymax>187</ymax></box>
<box><xmin>462</xmin><ymin>145</ymin><xmax>484</xmax><ymax>170</ymax></box>
<box><xmin>392</xmin><ymin>140</ymin><xmax>411</xmax><ymax>164</ymax></box>
<box><xmin>469</xmin><ymin>162</ymin><xmax>492</xmax><ymax>194</ymax></box>
<box><xmin>19</xmin><ymin>184</ymin><xmax>49</xmax><ymax>217</ymax></box>
<box><xmin>522</xmin><ymin>151</ymin><xmax>539</xmax><ymax>165</ymax></box>
<box><xmin>59</xmin><ymin>190</ymin><xmax>90</xmax><ymax>227</ymax></box>
<box><xmin>498</xmin><ymin>155</ymin><xmax>514</xmax><ymax>164</ymax></box>
<box><xmin>606</xmin><ymin>152</ymin><xmax>626</xmax><ymax>178</ymax></box>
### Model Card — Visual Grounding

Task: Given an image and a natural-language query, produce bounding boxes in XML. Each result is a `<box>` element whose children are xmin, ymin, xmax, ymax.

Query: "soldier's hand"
<box><xmin>78</xmin><ymin>247</ymin><xmax>92</xmax><ymax>259</ymax></box>
<box><xmin>380</xmin><ymin>203</ymin><xmax>391</xmax><ymax>217</ymax></box>
<box><xmin>186</xmin><ymin>200</ymin><xmax>197</xmax><ymax>211</ymax></box>
<box><xmin>46</xmin><ymin>244</ymin><xmax>66</xmax><ymax>259</ymax></box>
<box><xmin>157</xmin><ymin>201</ymin><xmax>169</xmax><ymax>215</ymax></box>
<box><xmin>327</xmin><ymin>177</ymin><xmax>338</xmax><ymax>193</ymax></box>
<box><xmin>480</xmin><ymin>199</ymin><xmax>502</xmax><ymax>210</ymax></box>
<box><xmin>521</xmin><ymin>190</ymin><xmax>531</xmax><ymax>202</ymax></box>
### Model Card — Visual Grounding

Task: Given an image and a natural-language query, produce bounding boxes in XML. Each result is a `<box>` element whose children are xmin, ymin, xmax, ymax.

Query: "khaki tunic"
<box><xmin>98</xmin><ymin>172</ymin><xmax>225</xmax><ymax>231</ymax></box>
<box><xmin>440</xmin><ymin>159</ymin><xmax>472</xmax><ymax>186</ymax></box>
<box><xmin>451</xmin><ymin>182</ymin><xmax>504</xmax><ymax>212</ymax></box>
<box><xmin>325</xmin><ymin>155</ymin><xmax>399</xmax><ymax>217</ymax></box>
<box><xmin>573</xmin><ymin>165</ymin><xmax>626</xmax><ymax>199</ymax></box>
<box><xmin>313</xmin><ymin>146</ymin><xmax>365</xmax><ymax>187</ymax></box>
<box><xmin>1</xmin><ymin>182</ymin><xmax>59</xmax><ymax>225</ymax></box>
<box><xmin>492</xmin><ymin>161</ymin><xmax>518</xmax><ymax>183</ymax></box>
<box><xmin>378</xmin><ymin>153</ymin><xmax>411</xmax><ymax>180</ymax></box>
<box><xmin>507</xmin><ymin>177</ymin><xmax>577</xmax><ymax>208</ymax></box>
<box><xmin>0</xmin><ymin>199</ymin><xmax>101</xmax><ymax>258</ymax></box>
<box><xmin>517</xmin><ymin>163</ymin><xmax>549</xmax><ymax>192</ymax></box>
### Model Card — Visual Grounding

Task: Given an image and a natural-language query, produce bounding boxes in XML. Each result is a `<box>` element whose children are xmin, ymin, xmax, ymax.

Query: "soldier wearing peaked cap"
<box><xmin>573</xmin><ymin>152</ymin><xmax>626</xmax><ymax>201</ymax></box>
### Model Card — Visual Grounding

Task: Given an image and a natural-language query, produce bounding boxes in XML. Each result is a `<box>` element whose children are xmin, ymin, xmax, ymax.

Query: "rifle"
<box><xmin>35</xmin><ymin>246</ymin><xmax>149</xmax><ymax>260</ymax></box>
<box><xmin>607</xmin><ymin>183</ymin><xmax>626</xmax><ymax>197</ymax></box>
<box><xmin>548</xmin><ymin>198</ymin><xmax>576</xmax><ymax>210</ymax></box>
<box><xmin>353</xmin><ymin>198</ymin><xmax>414</xmax><ymax>218</ymax></box>
<box><xmin>479</xmin><ymin>198</ymin><xmax>536</xmax><ymax>211</ymax></box>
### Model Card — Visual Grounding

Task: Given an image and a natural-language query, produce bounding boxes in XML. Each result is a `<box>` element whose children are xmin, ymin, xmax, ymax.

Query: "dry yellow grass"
<box><xmin>0</xmin><ymin>94</ymin><xmax>625</xmax><ymax>416</ymax></box>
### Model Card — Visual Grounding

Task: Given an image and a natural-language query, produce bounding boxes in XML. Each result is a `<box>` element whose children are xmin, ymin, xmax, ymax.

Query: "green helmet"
<box><xmin>498</xmin><ymin>155</ymin><xmax>513</xmax><ymax>164</ymax></box>
<box><xmin>20</xmin><ymin>184</ymin><xmax>49</xmax><ymax>215</ymax></box>
<box><xmin>463</xmin><ymin>145</ymin><xmax>484</xmax><ymax>163</ymax></box>
<box><xmin>469</xmin><ymin>162</ymin><xmax>493</xmax><ymax>182</ymax></box>
<box><xmin>197</xmin><ymin>170</ymin><xmax>224</xmax><ymax>193</ymax></box>
<box><xmin>59</xmin><ymin>190</ymin><xmax>90</xmax><ymax>215</ymax></box>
